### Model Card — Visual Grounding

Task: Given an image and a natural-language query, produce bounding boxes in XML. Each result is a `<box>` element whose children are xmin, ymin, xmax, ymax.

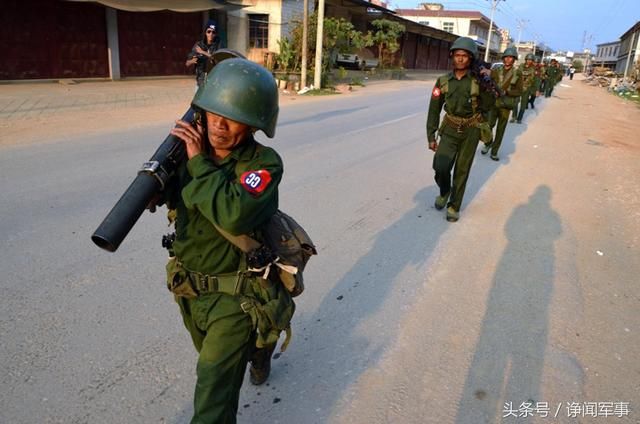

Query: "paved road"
<box><xmin>0</xmin><ymin>76</ymin><xmax>638</xmax><ymax>423</ymax></box>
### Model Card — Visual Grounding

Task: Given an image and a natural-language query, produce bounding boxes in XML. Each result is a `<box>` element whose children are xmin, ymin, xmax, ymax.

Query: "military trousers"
<box><xmin>488</xmin><ymin>106</ymin><xmax>512</xmax><ymax>156</ymax></box>
<box><xmin>517</xmin><ymin>87</ymin><xmax>535</xmax><ymax>121</ymax></box>
<box><xmin>176</xmin><ymin>293</ymin><xmax>254</xmax><ymax>424</ymax></box>
<box><xmin>433</xmin><ymin>124</ymin><xmax>480</xmax><ymax>212</ymax></box>
<box><xmin>544</xmin><ymin>81</ymin><xmax>555</xmax><ymax>97</ymax></box>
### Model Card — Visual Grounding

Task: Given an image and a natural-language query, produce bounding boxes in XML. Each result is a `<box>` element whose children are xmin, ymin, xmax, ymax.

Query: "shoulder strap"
<box><xmin>438</xmin><ymin>75</ymin><xmax>449</xmax><ymax>94</ymax></box>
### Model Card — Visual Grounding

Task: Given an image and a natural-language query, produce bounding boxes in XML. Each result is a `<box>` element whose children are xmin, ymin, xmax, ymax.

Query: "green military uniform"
<box><xmin>515</xmin><ymin>55</ymin><xmax>538</xmax><ymax>122</ymax></box>
<box><xmin>544</xmin><ymin>60</ymin><xmax>561</xmax><ymax>97</ymax></box>
<box><xmin>536</xmin><ymin>59</ymin><xmax>546</xmax><ymax>99</ymax></box>
<box><xmin>162</xmin><ymin>58</ymin><xmax>294</xmax><ymax>423</ymax></box>
<box><xmin>426</xmin><ymin>37</ymin><xmax>491</xmax><ymax>221</ymax></box>
<box><xmin>482</xmin><ymin>47</ymin><xmax>523</xmax><ymax>160</ymax></box>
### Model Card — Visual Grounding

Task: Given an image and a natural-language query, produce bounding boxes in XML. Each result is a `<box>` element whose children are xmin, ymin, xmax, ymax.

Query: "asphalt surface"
<box><xmin>0</xmin><ymin>75</ymin><xmax>638</xmax><ymax>423</ymax></box>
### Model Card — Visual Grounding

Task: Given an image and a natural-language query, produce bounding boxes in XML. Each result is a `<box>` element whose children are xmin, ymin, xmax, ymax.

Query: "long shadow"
<box><xmin>455</xmin><ymin>186</ymin><xmax>562</xmax><ymax>424</ymax></box>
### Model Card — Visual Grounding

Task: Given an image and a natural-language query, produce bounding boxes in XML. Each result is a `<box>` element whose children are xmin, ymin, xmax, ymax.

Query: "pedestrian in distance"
<box><xmin>156</xmin><ymin>58</ymin><xmax>294</xmax><ymax>423</ymax></box>
<box><xmin>481</xmin><ymin>46</ymin><xmax>523</xmax><ymax>161</ymax></box>
<box><xmin>426</xmin><ymin>36</ymin><xmax>494</xmax><ymax>222</ymax></box>
<box><xmin>186</xmin><ymin>19</ymin><xmax>221</xmax><ymax>89</ymax></box>
<box><xmin>569</xmin><ymin>65</ymin><xmax>576</xmax><ymax>80</ymax></box>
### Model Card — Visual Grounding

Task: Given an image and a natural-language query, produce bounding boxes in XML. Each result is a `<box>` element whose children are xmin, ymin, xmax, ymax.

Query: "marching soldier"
<box><xmin>161</xmin><ymin>58</ymin><xmax>295</xmax><ymax>423</ymax></box>
<box><xmin>544</xmin><ymin>59</ymin><xmax>561</xmax><ymax>97</ymax></box>
<box><xmin>514</xmin><ymin>53</ymin><xmax>538</xmax><ymax>123</ymax></box>
<box><xmin>426</xmin><ymin>37</ymin><xmax>493</xmax><ymax>222</ymax></box>
<box><xmin>481</xmin><ymin>46</ymin><xmax>523</xmax><ymax>161</ymax></box>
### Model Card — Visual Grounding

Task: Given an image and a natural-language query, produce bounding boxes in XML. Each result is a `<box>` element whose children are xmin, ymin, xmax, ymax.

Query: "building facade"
<box><xmin>395</xmin><ymin>3</ymin><xmax>502</xmax><ymax>61</ymax></box>
<box><xmin>615</xmin><ymin>21</ymin><xmax>640</xmax><ymax>76</ymax></box>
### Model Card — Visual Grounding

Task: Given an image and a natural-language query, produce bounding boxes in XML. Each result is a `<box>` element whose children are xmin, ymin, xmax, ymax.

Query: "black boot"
<box><xmin>249</xmin><ymin>344</ymin><xmax>276</xmax><ymax>385</ymax></box>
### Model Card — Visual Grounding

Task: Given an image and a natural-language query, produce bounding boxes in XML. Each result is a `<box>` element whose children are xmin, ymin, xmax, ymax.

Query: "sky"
<box><xmin>390</xmin><ymin>0</ymin><xmax>639</xmax><ymax>52</ymax></box>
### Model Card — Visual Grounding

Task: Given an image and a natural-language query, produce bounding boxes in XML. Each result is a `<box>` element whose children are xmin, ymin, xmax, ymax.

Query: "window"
<box><xmin>249</xmin><ymin>14</ymin><xmax>269</xmax><ymax>49</ymax></box>
<box><xmin>442</xmin><ymin>22</ymin><xmax>454</xmax><ymax>33</ymax></box>
<box><xmin>419</xmin><ymin>21</ymin><xmax>430</xmax><ymax>26</ymax></box>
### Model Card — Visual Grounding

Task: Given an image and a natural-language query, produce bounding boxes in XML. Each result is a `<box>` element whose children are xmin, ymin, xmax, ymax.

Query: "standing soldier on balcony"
<box><xmin>426</xmin><ymin>37</ymin><xmax>493</xmax><ymax>222</ymax></box>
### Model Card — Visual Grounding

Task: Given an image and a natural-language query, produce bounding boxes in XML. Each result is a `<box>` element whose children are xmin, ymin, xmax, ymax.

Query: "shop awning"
<box><xmin>65</xmin><ymin>0</ymin><xmax>254</xmax><ymax>12</ymax></box>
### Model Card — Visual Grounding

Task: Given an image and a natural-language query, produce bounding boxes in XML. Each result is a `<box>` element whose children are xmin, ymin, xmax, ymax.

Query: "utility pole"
<box><xmin>313</xmin><ymin>0</ymin><xmax>326</xmax><ymax>89</ymax></box>
<box><xmin>623</xmin><ymin>31</ymin><xmax>637</xmax><ymax>80</ymax></box>
<box><xmin>484</xmin><ymin>0</ymin><xmax>502</xmax><ymax>62</ymax></box>
<box><xmin>300</xmin><ymin>0</ymin><xmax>308</xmax><ymax>89</ymax></box>
<box><xmin>515</xmin><ymin>18</ymin><xmax>528</xmax><ymax>59</ymax></box>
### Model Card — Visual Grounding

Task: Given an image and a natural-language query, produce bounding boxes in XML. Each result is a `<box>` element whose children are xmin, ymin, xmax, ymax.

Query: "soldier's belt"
<box><xmin>443</xmin><ymin>113</ymin><xmax>482</xmax><ymax>133</ymax></box>
<box><xmin>187</xmin><ymin>269</ymin><xmax>249</xmax><ymax>296</ymax></box>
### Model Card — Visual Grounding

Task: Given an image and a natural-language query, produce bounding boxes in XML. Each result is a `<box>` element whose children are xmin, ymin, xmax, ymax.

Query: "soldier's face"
<box><xmin>452</xmin><ymin>50</ymin><xmax>471</xmax><ymax>70</ymax></box>
<box><xmin>205</xmin><ymin>112</ymin><xmax>252</xmax><ymax>153</ymax></box>
<box><xmin>526</xmin><ymin>59</ymin><xmax>533</xmax><ymax>66</ymax></box>
<box><xmin>503</xmin><ymin>56</ymin><xmax>515</xmax><ymax>67</ymax></box>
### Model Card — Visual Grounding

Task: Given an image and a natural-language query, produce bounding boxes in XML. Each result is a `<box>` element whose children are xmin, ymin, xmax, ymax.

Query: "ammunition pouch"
<box><xmin>166</xmin><ymin>256</ymin><xmax>296</xmax><ymax>351</ymax></box>
<box><xmin>495</xmin><ymin>95</ymin><xmax>517</xmax><ymax>110</ymax></box>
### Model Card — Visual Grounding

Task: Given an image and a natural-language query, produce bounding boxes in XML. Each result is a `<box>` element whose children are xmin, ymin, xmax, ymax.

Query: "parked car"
<box><xmin>335</xmin><ymin>49</ymin><xmax>379</xmax><ymax>70</ymax></box>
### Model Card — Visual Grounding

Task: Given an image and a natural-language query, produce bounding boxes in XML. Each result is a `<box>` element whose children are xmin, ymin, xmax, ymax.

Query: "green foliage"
<box><xmin>572</xmin><ymin>59</ymin><xmax>584</xmax><ymax>72</ymax></box>
<box><xmin>337</xmin><ymin>66</ymin><xmax>348</xmax><ymax>80</ymax></box>
<box><xmin>276</xmin><ymin>38</ymin><xmax>295</xmax><ymax>72</ymax></box>
<box><xmin>287</xmin><ymin>12</ymin><xmax>371</xmax><ymax>87</ymax></box>
<box><xmin>371</xmin><ymin>19</ymin><xmax>405</xmax><ymax>69</ymax></box>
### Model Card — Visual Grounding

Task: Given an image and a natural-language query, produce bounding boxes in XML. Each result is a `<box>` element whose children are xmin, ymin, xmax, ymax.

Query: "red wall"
<box><xmin>117</xmin><ymin>10</ymin><xmax>202</xmax><ymax>77</ymax></box>
<box><xmin>0</xmin><ymin>0</ymin><xmax>108</xmax><ymax>80</ymax></box>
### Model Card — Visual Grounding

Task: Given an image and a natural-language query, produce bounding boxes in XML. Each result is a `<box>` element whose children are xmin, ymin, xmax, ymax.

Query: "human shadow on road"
<box><xmin>455</xmin><ymin>186</ymin><xmax>562</xmax><ymax>424</ymax></box>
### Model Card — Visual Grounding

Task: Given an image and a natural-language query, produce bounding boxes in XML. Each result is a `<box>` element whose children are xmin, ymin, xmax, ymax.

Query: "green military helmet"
<box><xmin>525</xmin><ymin>53</ymin><xmax>535</xmax><ymax>61</ymax></box>
<box><xmin>192</xmin><ymin>58</ymin><xmax>279</xmax><ymax>138</ymax></box>
<box><xmin>535</xmin><ymin>56</ymin><xmax>542</xmax><ymax>63</ymax></box>
<box><xmin>449</xmin><ymin>36</ymin><xmax>478</xmax><ymax>59</ymax></box>
<box><xmin>502</xmin><ymin>46</ymin><xmax>518</xmax><ymax>59</ymax></box>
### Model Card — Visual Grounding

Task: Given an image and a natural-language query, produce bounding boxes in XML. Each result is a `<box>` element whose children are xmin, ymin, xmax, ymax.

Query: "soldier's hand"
<box><xmin>171</xmin><ymin>119</ymin><xmax>206</xmax><ymax>160</ymax></box>
<box><xmin>428</xmin><ymin>140</ymin><xmax>438</xmax><ymax>152</ymax></box>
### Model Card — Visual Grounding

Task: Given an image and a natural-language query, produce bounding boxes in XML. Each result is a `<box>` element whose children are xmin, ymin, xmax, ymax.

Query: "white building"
<box><xmin>395</xmin><ymin>3</ymin><xmax>502</xmax><ymax>60</ymax></box>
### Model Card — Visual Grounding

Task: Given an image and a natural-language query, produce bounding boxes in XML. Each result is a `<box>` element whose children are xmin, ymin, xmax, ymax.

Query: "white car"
<box><xmin>335</xmin><ymin>51</ymin><xmax>379</xmax><ymax>70</ymax></box>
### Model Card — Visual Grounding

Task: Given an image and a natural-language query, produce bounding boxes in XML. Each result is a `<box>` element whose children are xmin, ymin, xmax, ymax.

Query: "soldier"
<box><xmin>514</xmin><ymin>53</ymin><xmax>538</xmax><ymax>123</ymax></box>
<box><xmin>161</xmin><ymin>58</ymin><xmax>294</xmax><ymax>423</ymax></box>
<box><xmin>544</xmin><ymin>59</ymin><xmax>561</xmax><ymax>97</ymax></box>
<box><xmin>186</xmin><ymin>20</ymin><xmax>222</xmax><ymax>89</ymax></box>
<box><xmin>481</xmin><ymin>46</ymin><xmax>523</xmax><ymax>161</ymax></box>
<box><xmin>426</xmin><ymin>37</ymin><xmax>493</xmax><ymax>222</ymax></box>
<box><xmin>529</xmin><ymin>56</ymin><xmax>544</xmax><ymax>109</ymax></box>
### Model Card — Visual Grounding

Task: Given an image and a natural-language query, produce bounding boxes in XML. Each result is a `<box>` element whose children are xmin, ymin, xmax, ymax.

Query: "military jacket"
<box><xmin>518</xmin><ymin>63</ymin><xmax>537</xmax><ymax>91</ymax></box>
<box><xmin>426</xmin><ymin>71</ymin><xmax>476</xmax><ymax>142</ymax></box>
<box><xmin>188</xmin><ymin>39</ymin><xmax>221</xmax><ymax>80</ymax></box>
<box><xmin>164</xmin><ymin>137</ymin><xmax>282</xmax><ymax>274</ymax></box>
<box><xmin>545</xmin><ymin>66</ymin><xmax>561</xmax><ymax>84</ymax></box>
<box><xmin>491</xmin><ymin>65</ymin><xmax>523</xmax><ymax>97</ymax></box>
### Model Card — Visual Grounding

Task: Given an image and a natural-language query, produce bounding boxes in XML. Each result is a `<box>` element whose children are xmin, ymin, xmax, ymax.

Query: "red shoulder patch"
<box><xmin>240</xmin><ymin>170</ymin><xmax>272</xmax><ymax>196</ymax></box>
<box><xmin>432</xmin><ymin>86</ymin><xmax>441</xmax><ymax>98</ymax></box>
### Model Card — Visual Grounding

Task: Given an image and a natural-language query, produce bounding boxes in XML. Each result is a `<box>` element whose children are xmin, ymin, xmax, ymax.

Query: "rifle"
<box><xmin>91</xmin><ymin>108</ymin><xmax>196</xmax><ymax>252</ymax></box>
<box><xmin>471</xmin><ymin>58</ymin><xmax>505</xmax><ymax>98</ymax></box>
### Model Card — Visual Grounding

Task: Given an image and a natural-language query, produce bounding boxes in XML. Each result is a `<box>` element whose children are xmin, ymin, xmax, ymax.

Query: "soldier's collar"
<box><xmin>227</xmin><ymin>135</ymin><xmax>257</xmax><ymax>162</ymax></box>
<box><xmin>446</xmin><ymin>70</ymin><xmax>471</xmax><ymax>80</ymax></box>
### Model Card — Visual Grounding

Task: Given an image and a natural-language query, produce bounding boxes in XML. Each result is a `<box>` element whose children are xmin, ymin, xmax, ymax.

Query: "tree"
<box><xmin>370</xmin><ymin>19</ymin><xmax>405</xmax><ymax>68</ymax></box>
<box><xmin>572</xmin><ymin>59</ymin><xmax>584</xmax><ymax>72</ymax></box>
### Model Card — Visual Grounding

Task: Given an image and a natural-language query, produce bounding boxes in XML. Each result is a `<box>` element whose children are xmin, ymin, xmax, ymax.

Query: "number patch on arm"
<box><xmin>240</xmin><ymin>170</ymin><xmax>272</xmax><ymax>195</ymax></box>
<box><xmin>432</xmin><ymin>86</ymin><xmax>441</xmax><ymax>98</ymax></box>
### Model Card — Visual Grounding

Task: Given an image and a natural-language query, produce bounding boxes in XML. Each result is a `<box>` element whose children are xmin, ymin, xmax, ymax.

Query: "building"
<box><xmin>1</xmin><ymin>0</ymin><xmax>305</xmax><ymax>81</ymax></box>
<box><xmin>395</xmin><ymin>2</ymin><xmax>502</xmax><ymax>61</ymax></box>
<box><xmin>594</xmin><ymin>41</ymin><xmax>621</xmax><ymax>70</ymax></box>
<box><xmin>325</xmin><ymin>0</ymin><xmax>457</xmax><ymax>70</ymax></box>
<box><xmin>615</xmin><ymin>21</ymin><xmax>640</xmax><ymax>76</ymax></box>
